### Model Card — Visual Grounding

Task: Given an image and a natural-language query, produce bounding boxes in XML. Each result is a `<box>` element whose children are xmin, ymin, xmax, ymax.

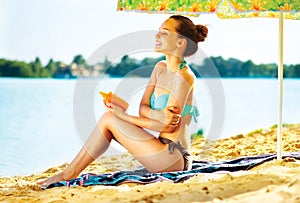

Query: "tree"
<box><xmin>208</xmin><ymin>56</ymin><xmax>227</xmax><ymax>77</ymax></box>
<box><xmin>9</xmin><ymin>61</ymin><xmax>32</xmax><ymax>77</ymax></box>
<box><xmin>241</xmin><ymin>60</ymin><xmax>253</xmax><ymax>77</ymax></box>
<box><xmin>45</xmin><ymin>59</ymin><xmax>57</xmax><ymax>77</ymax></box>
<box><xmin>293</xmin><ymin>65</ymin><xmax>300</xmax><ymax>78</ymax></box>
<box><xmin>286</xmin><ymin>64</ymin><xmax>300</xmax><ymax>78</ymax></box>
<box><xmin>0</xmin><ymin>59</ymin><xmax>9</xmax><ymax>76</ymax></box>
<box><xmin>102</xmin><ymin>56</ymin><xmax>111</xmax><ymax>71</ymax></box>
<box><xmin>31</xmin><ymin>57</ymin><xmax>43</xmax><ymax>77</ymax></box>
<box><xmin>72</xmin><ymin>54</ymin><xmax>89</xmax><ymax>69</ymax></box>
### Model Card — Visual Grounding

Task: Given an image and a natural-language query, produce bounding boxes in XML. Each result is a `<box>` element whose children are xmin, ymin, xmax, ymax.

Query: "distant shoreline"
<box><xmin>2</xmin><ymin>56</ymin><xmax>300</xmax><ymax>78</ymax></box>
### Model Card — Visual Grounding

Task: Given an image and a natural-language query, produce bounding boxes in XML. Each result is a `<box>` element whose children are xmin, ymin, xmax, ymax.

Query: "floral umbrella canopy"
<box><xmin>118</xmin><ymin>0</ymin><xmax>300</xmax><ymax>19</ymax></box>
<box><xmin>117</xmin><ymin>0</ymin><xmax>300</xmax><ymax>159</ymax></box>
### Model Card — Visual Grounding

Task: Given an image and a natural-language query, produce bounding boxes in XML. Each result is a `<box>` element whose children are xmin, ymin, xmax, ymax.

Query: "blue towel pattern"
<box><xmin>45</xmin><ymin>152</ymin><xmax>300</xmax><ymax>189</ymax></box>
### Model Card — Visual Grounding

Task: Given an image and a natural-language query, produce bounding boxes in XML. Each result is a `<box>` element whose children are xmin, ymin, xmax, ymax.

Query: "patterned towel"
<box><xmin>45</xmin><ymin>152</ymin><xmax>300</xmax><ymax>189</ymax></box>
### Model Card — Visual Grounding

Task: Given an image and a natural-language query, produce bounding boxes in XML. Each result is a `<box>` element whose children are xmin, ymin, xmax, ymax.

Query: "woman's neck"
<box><xmin>165</xmin><ymin>54</ymin><xmax>182</xmax><ymax>72</ymax></box>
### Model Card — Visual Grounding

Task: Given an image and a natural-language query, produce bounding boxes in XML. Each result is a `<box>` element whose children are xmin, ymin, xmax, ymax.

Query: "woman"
<box><xmin>39</xmin><ymin>15</ymin><xmax>208</xmax><ymax>185</ymax></box>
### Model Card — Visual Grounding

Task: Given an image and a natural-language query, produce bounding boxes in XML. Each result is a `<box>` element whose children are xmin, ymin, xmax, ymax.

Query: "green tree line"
<box><xmin>199</xmin><ymin>57</ymin><xmax>300</xmax><ymax>78</ymax></box>
<box><xmin>104</xmin><ymin>55</ymin><xmax>300</xmax><ymax>78</ymax></box>
<box><xmin>1</xmin><ymin>55</ymin><xmax>300</xmax><ymax>78</ymax></box>
<box><xmin>0</xmin><ymin>55</ymin><xmax>87</xmax><ymax>78</ymax></box>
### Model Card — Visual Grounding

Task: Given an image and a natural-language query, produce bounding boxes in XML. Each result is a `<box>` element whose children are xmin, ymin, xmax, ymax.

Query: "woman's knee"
<box><xmin>99</xmin><ymin>111</ymin><xmax>127</xmax><ymax>132</ymax></box>
<box><xmin>96</xmin><ymin>111</ymin><xmax>115</xmax><ymax>139</ymax></box>
<box><xmin>98</xmin><ymin>111</ymin><xmax>113</xmax><ymax>126</ymax></box>
<box><xmin>98</xmin><ymin>111</ymin><xmax>126</xmax><ymax>137</ymax></box>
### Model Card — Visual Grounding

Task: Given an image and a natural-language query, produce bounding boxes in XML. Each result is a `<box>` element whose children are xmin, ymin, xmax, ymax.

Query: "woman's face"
<box><xmin>155</xmin><ymin>18</ymin><xmax>181</xmax><ymax>56</ymax></box>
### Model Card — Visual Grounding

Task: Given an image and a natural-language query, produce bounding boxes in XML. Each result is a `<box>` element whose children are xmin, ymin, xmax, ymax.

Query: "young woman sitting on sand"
<box><xmin>39</xmin><ymin>15</ymin><xmax>208</xmax><ymax>186</ymax></box>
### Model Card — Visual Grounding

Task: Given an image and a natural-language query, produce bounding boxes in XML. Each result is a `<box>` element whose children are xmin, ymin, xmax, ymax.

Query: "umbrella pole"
<box><xmin>277</xmin><ymin>12</ymin><xmax>284</xmax><ymax>160</ymax></box>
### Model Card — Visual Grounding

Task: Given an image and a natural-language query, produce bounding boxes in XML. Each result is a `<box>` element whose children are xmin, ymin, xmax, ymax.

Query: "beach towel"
<box><xmin>45</xmin><ymin>152</ymin><xmax>300</xmax><ymax>189</ymax></box>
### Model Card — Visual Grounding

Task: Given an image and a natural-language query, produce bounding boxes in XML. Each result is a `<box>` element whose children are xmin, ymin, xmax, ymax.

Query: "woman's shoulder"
<box><xmin>179</xmin><ymin>66</ymin><xmax>195</xmax><ymax>86</ymax></box>
<box><xmin>153</xmin><ymin>60</ymin><xmax>167</xmax><ymax>74</ymax></box>
<box><xmin>155</xmin><ymin>60</ymin><xmax>167</xmax><ymax>68</ymax></box>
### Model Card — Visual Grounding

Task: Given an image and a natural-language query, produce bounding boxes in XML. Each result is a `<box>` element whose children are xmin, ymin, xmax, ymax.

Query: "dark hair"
<box><xmin>169</xmin><ymin>15</ymin><xmax>208</xmax><ymax>57</ymax></box>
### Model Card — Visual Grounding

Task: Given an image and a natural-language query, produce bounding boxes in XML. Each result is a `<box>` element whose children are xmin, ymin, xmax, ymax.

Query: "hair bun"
<box><xmin>196</xmin><ymin>24</ymin><xmax>208</xmax><ymax>42</ymax></box>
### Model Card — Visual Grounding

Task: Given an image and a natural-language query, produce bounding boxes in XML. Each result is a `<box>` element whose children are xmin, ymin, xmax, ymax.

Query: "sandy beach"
<box><xmin>1</xmin><ymin>124</ymin><xmax>300</xmax><ymax>203</ymax></box>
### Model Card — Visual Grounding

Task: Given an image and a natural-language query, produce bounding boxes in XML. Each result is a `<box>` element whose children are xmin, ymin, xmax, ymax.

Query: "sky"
<box><xmin>1</xmin><ymin>0</ymin><xmax>300</xmax><ymax>66</ymax></box>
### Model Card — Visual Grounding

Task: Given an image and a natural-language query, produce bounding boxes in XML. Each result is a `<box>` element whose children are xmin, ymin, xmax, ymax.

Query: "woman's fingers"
<box><xmin>168</xmin><ymin>113</ymin><xmax>181</xmax><ymax>125</ymax></box>
<box><xmin>161</xmin><ymin>108</ymin><xmax>181</xmax><ymax>125</ymax></box>
<box><xmin>167</xmin><ymin>106</ymin><xmax>178</xmax><ymax>113</ymax></box>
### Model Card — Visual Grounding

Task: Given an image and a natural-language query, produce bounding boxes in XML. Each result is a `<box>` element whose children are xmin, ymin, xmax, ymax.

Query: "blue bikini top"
<box><xmin>150</xmin><ymin>92</ymin><xmax>199</xmax><ymax>123</ymax></box>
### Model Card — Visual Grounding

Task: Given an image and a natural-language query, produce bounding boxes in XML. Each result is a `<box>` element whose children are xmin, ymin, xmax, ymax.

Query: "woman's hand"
<box><xmin>155</xmin><ymin>106</ymin><xmax>181</xmax><ymax>126</ymax></box>
<box><xmin>104</xmin><ymin>101</ymin><xmax>127</xmax><ymax>120</ymax></box>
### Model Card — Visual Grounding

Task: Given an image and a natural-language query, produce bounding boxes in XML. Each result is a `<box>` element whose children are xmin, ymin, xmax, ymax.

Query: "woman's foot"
<box><xmin>37</xmin><ymin>171</ymin><xmax>78</xmax><ymax>186</ymax></box>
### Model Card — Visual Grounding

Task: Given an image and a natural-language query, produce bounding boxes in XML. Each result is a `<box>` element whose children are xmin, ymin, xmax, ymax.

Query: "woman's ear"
<box><xmin>176</xmin><ymin>38</ymin><xmax>186</xmax><ymax>48</ymax></box>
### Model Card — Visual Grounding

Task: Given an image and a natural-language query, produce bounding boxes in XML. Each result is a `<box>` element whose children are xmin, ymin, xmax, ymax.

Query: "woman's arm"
<box><xmin>164</xmin><ymin>68</ymin><xmax>195</xmax><ymax>118</ymax></box>
<box><xmin>139</xmin><ymin>61</ymin><xmax>180</xmax><ymax>125</ymax></box>
<box><xmin>125</xmin><ymin>70</ymin><xmax>194</xmax><ymax>133</ymax></box>
<box><xmin>106</xmin><ymin>104</ymin><xmax>178</xmax><ymax>133</ymax></box>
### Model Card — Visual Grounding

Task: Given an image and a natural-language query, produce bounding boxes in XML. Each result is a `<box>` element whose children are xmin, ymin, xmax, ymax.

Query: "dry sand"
<box><xmin>1</xmin><ymin>124</ymin><xmax>300</xmax><ymax>203</ymax></box>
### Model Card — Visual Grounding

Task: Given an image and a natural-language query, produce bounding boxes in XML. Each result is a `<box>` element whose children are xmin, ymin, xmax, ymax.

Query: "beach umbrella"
<box><xmin>117</xmin><ymin>0</ymin><xmax>300</xmax><ymax>160</ymax></box>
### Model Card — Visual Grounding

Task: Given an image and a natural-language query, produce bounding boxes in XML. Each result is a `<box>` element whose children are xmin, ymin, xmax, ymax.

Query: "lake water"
<box><xmin>0</xmin><ymin>77</ymin><xmax>299</xmax><ymax>177</ymax></box>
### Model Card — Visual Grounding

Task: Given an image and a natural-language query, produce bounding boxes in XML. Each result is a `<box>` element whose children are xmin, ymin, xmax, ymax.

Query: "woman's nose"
<box><xmin>155</xmin><ymin>32</ymin><xmax>160</xmax><ymax>39</ymax></box>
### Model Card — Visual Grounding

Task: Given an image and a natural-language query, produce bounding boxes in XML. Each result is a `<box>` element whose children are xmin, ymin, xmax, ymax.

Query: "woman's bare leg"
<box><xmin>38</xmin><ymin>116</ymin><xmax>113</xmax><ymax>185</ymax></box>
<box><xmin>99</xmin><ymin>112</ymin><xmax>184</xmax><ymax>173</ymax></box>
<box><xmin>38</xmin><ymin>111</ymin><xmax>184</xmax><ymax>185</ymax></box>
